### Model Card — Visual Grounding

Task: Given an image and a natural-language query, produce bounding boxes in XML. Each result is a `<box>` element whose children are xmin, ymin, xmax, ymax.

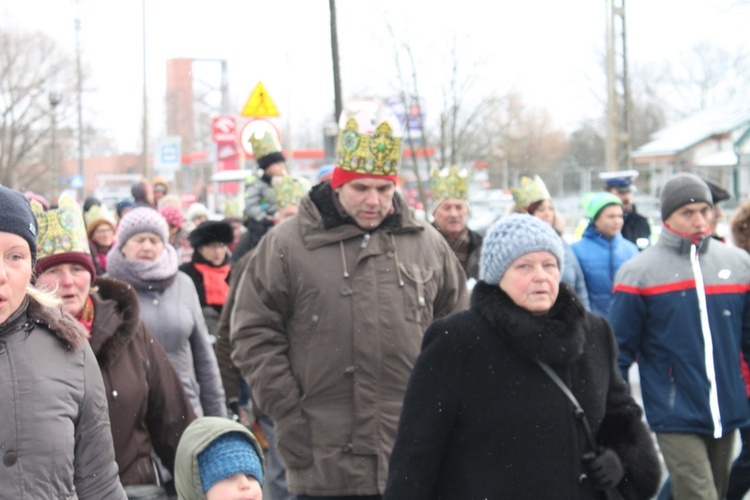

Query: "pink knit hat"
<box><xmin>159</xmin><ymin>204</ymin><xmax>185</xmax><ymax>229</ymax></box>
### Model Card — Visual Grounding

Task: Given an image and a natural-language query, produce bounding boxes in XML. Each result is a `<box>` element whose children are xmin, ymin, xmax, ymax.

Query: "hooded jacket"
<box><xmin>611</xmin><ymin>227</ymin><xmax>750</xmax><ymax>437</ymax></box>
<box><xmin>89</xmin><ymin>277</ymin><xmax>196</xmax><ymax>485</ymax></box>
<box><xmin>230</xmin><ymin>182</ymin><xmax>468</xmax><ymax>496</ymax></box>
<box><xmin>385</xmin><ymin>282</ymin><xmax>661</xmax><ymax>499</ymax></box>
<box><xmin>175</xmin><ymin>416</ymin><xmax>265</xmax><ymax>500</ymax></box>
<box><xmin>0</xmin><ymin>296</ymin><xmax>126</xmax><ymax>499</ymax></box>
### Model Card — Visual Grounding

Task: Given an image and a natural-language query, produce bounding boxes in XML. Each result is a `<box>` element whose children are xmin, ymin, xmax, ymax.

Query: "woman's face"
<box><xmin>594</xmin><ymin>204</ymin><xmax>624</xmax><ymax>239</ymax></box>
<box><xmin>198</xmin><ymin>242</ymin><xmax>228</xmax><ymax>266</ymax></box>
<box><xmin>91</xmin><ymin>223</ymin><xmax>115</xmax><ymax>247</ymax></box>
<box><xmin>121</xmin><ymin>232</ymin><xmax>164</xmax><ymax>261</ymax></box>
<box><xmin>499</xmin><ymin>251</ymin><xmax>560</xmax><ymax>315</ymax></box>
<box><xmin>531</xmin><ymin>199</ymin><xmax>555</xmax><ymax>226</ymax></box>
<box><xmin>0</xmin><ymin>233</ymin><xmax>33</xmax><ymax>324</ymax></box>
<box><xmin>36</xmin><ymin>263</ymin><xmax>92</xmax><ymax>317</ymax></box>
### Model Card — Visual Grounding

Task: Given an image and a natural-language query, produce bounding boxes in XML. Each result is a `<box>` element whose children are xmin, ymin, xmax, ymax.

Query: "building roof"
<box><xmin>633</xmin><ymin>99</ymin><xmax>750</xmax><ymax>159</ymax></box>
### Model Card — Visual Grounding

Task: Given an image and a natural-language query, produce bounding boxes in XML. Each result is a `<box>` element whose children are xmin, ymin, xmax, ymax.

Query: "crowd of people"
<box><xmin>2</xmin><ymin>111</ymin><xmax>750</xmax><ymax>500</ymax></box>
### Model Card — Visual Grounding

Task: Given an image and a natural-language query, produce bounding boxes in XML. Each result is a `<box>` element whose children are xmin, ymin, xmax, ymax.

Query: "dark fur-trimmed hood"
<box><xmin>471</xmin><ymin>280</ymin><xmax>588</xmax><ymax>364</ymax></box>
<box><xmin>26</xmin><ymin>296</ymin><xmax>88</xmax><ymax>352</ymax></box>
<box><xmin>90</xmin><ymin>277</ymin><xmax>141</xmax><ymax>367</ymax></box>
<box><xmin>732</xmin><ymin>198</ymin><xmax>750</xmax><ymax>253</ymax></box>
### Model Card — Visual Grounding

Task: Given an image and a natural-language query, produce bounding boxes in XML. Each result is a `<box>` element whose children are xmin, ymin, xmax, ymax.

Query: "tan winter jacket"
<box><xmin>230</xmin><ymin>184</ymin><xmax>468</xmax><ymax>496</ymax></box>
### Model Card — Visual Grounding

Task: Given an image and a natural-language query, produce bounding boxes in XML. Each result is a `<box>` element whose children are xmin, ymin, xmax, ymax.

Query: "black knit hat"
<box><xmin>189</xmin><ymin>220</ymin><xmax>234</xmax><ymax>249</ymax></box>
<box><xmin>257</xmin><ymin>151</ymin><xmax>286</xmax><ymax>170</ymax></box>
<box><xmin>0</xmin><ymin>186</ymin><xmax>38</xmax><ymax>264</ymax></box>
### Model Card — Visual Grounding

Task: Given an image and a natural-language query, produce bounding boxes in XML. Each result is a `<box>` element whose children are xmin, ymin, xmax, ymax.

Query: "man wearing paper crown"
<box><xmin>430</xmin><ymin>166</ymin><xmax>483</xmax><ymax>281</ymax></box>
<box><xmin>230</xmin><ymin>104</ymin><xmax>468</xmax><ymax>498</ymax></box>
<box><xmin>243</xmin><ymin>121</ymin><xmax>288</xmax><ymax>226</ymax></box>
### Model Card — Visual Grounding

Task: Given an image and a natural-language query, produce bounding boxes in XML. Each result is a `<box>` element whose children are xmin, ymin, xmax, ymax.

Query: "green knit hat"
<box><xmin>581</xmin><ymin>192</ymin><xmax>622</xmax><ymax>220</ymax></box>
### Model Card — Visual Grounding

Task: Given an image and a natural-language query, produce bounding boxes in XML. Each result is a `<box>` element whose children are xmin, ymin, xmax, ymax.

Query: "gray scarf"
<box><xmin>106</xmin><ymin>244</ymin><xmax>179</xmax><ymax>292</ymax></box>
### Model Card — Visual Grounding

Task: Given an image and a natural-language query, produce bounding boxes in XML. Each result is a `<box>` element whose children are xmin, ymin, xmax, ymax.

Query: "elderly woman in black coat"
<box><xmin>385</xmin><ymin>214</ymin><xmax>661</xmax><ymax>500</ymax></box>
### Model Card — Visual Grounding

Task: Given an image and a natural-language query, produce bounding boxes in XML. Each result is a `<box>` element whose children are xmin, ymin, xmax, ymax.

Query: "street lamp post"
<box><xmin>49</xmin><ymin>92</ymin><xmax>62</xmax><ymax>203</ymax></box>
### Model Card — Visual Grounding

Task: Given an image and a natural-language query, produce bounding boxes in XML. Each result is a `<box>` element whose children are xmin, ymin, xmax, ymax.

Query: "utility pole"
<box><xmin>329</xmin><ymin>0</ymin><xmax>342</xmax><ymax>122</ymax></box>
<box><xmin>605</xmin><ymin>0</ymin><xmax>632</xmax><ymax>171</ymax></box>
<box><xmin>74</xmin><ymin>1</ymin><xmax>85</xmax><ymax>201</ymax></box>
<box><xmin>141</xmin><ymin>0</ymin><xmax>150</xmax><ymax>181</ymax></box>
<box><xmin>49</xmin><ymin>92</ymin><xmax>62</xmax><ymax>203</ymax></box>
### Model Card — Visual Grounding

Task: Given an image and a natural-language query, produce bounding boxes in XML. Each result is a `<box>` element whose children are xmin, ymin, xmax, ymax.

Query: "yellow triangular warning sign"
<box><xmin>240</xmin><ymin>82</ymin><xmax>280</xmax><ymax>118</ymax></box>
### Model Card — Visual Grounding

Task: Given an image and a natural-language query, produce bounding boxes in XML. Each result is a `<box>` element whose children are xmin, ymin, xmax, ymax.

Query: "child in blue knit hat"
<box><xmin>175</xmin><ymin>417</ymin><xmax>265</xmax><ymax>500</ymax></box>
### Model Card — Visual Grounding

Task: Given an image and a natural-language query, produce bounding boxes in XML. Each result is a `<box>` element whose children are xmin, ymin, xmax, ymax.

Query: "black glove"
<box><xmin>227</xmin><ymin>400</ymin><xmax>241</xmax><ymax>421</ymax></box>
<box><xmin>582</xmin><ymin>447</ymin><xmax>624</xmax><ymax>490</ymax></box>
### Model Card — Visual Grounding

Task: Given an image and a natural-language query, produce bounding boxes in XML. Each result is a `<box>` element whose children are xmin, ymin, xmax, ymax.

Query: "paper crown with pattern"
<box><xmin>337</xmin><ymin>108</ymin><xmax>403</xmax><ymax>176</ymax></box>
<box><xmin>31</xmin><ymin>193</ymin><xmax>91</xmax><ymax>260</ymax></box>
<box><xmin>510</xmin><ymin>175</ymin><xmax>551</xmax><ymax>212</ymax></box>
<box><xmin>273</xmin><ymin>175</ymin><xmax>312</xmax><ymax>210</ymax></box>
<box><xmin>83</xmin><ymin>204</ymin><xmax>115</xmax><ymax>232</ymax></box>
<box><xmin>431</xmin><ymin>166</ymin><xmax>470</xmax><ymax>205</ymax></box>
<box><xmin>246</xmin><ymin>121</ymin><xmax>282</xmax><ymax>160</ymax></box>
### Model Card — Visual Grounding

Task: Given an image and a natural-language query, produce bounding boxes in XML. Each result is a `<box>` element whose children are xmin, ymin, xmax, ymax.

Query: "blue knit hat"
<box><xmin>198</xmin><ymin>432</ymin><xmax>264</xmax><ymax>493</ymax></box>
<box><xmin>480</xmin><ymin>214</ymin><xmax>564</xmax><ymax>284</ymax></box>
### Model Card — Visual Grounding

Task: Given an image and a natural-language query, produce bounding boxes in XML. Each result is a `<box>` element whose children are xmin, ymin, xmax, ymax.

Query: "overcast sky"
<box><xmin>3</xmin><ymin>0</ymin><xmax>748</xmax><ymax>153</ymax></box>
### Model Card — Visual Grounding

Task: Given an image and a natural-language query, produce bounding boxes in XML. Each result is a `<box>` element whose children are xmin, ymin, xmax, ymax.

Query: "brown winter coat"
<box><xmin>89</xmin><ymin>277</ymin><xmax>197</xmax><ymax>485</ymax></box>
<box><xmin>230</xmin><ymin>183</ymin><xmax>468</xmax><ymax>496</ymax></box>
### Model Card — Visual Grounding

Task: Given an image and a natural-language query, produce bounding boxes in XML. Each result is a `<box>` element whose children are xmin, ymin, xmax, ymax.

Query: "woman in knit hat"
<box><xmin>84</xmin><ymin>204</ymin><xmax>117</xmax><ymax>276</ymax></box>
<box><xmin>106</xmin><ymin>207</ymin><xmax>226</xmax><ymax>421</ymax></box>
<box><xmin>511</xmin><ymin>174</ymin><xmax>590</xmax><ymax>310</ymax></box>
<box><xmin>175</xmin><ymin>416</ymin><xmax>265</xmax><ymax>500</ymax></box>
<box><xmin>571</xmin><ymin>192</ymin><xmax>638</xmax><ymax>319</ymax></box>
<box><xmin>0</xmin><ymin>187</ymin><xmax>127</xmax><ymax>499</ymax></box>
<box><xmin>32</xmin><ymin>194</ymin><xmax>196</xmax><ymax>497</ymax></box>
<box><xmin>179</xmin><ymin>220</ymin><xmax>234</xmax><ymax>341</ymax></box>
<box><xmin>385</xmin><ymin>214</ymin><xmax>660</xmax><ymax>499</ymax></box>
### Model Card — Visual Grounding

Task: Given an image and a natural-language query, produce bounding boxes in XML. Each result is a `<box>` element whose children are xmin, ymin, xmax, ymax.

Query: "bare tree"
<box><xmin>0</xmin><ymin>27</ymin><xmax>78</xmax><ymax>194</ymax></box>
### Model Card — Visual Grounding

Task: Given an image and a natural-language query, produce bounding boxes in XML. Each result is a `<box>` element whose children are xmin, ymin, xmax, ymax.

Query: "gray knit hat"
<box><xmin>115</xmin><ymin>207</ymin><xmax>169</xmax><ymax>248</ymax></box>
<box><xmin>480</xmin><ymin>214</ymin><xmax>564</xmax><ymax>284</ymax></box>
<box><xmin>660</xmin><ymin>173</ymin><xmax>712</xmax><ymax>221</ymax></box>
<box><xmin>0</xmin><ymin>186</ymin><xmax>38</xmax><ymax>264</ymax></box>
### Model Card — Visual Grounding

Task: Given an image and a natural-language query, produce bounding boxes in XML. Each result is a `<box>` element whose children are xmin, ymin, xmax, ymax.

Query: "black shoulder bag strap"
<box><xmin>536</xmin><ymin>360</ymin><xmax>598</xmax><ymax>452</ymax></box>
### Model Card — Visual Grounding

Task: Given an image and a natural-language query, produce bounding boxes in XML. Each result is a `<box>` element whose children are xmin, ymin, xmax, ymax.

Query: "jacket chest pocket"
<box><xmin>399</xmin><ymin>263</ymin><xmax>435</xmax><ymax>325</ymax></box>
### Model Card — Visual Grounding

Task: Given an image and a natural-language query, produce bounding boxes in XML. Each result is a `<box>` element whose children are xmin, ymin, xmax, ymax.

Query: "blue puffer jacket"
<box><xmin>572</xmin><ymin>223</ymin><xmax>638</xmax><ymax>318</ymax></box>
<box><xmin>610</xmin><ymin>229</ymin><xmax>750</xmax><ymax>437</ymax></box>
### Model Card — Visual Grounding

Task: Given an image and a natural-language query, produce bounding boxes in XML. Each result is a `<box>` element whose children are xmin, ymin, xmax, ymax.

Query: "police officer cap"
<box><xmin>599</xmin><ymin>169</ymin><xmax>639</xmax><ymax>194</ymax></box>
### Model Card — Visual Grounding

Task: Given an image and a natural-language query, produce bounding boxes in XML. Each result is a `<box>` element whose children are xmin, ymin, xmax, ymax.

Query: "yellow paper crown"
<box><xmin>31</xmin><ymin>193</ymin><xmax>91</xmax><ymax>260</ymax></box>
<box><xmin>337</xmin><ymin>115</ymin><xmax>403</xmax><ymax>176</ymax></box>
<box><xmin>247</xmin><ymin>122</ymin><xmax>282</xmax><ymax>160</ymax></box>
<box><xmin>273</xmin><ymin>175</ymin><xmax>312</xmax><ymax>210</ymax></box>
<box><xmin>83</xmin><ymin>204</ymin><xmax>115</xmax><ymax>232</ymax></box>
<box><xmin>510</xmin><ymin>175</ymin><xmax>551</xmax><ymax>212</ymax></box>
<box><xmin>431</xmin><ymin>166</ymin><xmax>469</xmax><ymax>204</ymax></box>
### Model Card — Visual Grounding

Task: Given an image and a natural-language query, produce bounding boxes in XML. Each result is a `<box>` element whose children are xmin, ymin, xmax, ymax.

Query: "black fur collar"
<box><xmin>471</xmin><ymin>281</ymin><xmax>588</xmax><ymax>364</ymax></box>
<box><xmin>309</xmin><ymin>181</ymin><xmax>403</xmax><ymax>231</ymax></box>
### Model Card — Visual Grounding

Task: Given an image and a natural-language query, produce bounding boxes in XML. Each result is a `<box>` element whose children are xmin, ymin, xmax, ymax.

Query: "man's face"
<box><xmin>609</xmin><ymin>188</ymin><xmax>633</xmax><ymax>213</ymax></box>
<box><xmin>433</xmin><ymin>199</ymin><xmax>468</xmax><ymax>237</ymax></box>
<box><xmin>335</xmin><ymin>177</ymin><xmax>395</xmax><ymax>229</ymax></box>
<box><xmin>665</xmin><ymin>202</ymin><xmax>712</xmax><ymax>238</ymax></box>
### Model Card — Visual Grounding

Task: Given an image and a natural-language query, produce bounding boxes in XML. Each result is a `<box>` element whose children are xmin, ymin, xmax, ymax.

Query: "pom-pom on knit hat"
<box><xmin>115</xmin><ymin>207</ymin><xmax>170</xmax><ymax>248</ymax></box>
<box><xmin>198</xmin><ymin>432</ymin><xmax>264</xmax><ymax>493</ymax></box>
<box><xmin>660</xmin><ymin>173</ymin><xmax>712</xmax><ymax>221</ymax></box>
<box><xmin>480</xmin><ymin>214</ymin><xmax>564</xmax><ymax>285</ymax></box>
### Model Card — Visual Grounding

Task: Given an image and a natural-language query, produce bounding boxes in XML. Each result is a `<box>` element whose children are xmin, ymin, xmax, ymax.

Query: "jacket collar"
<box><xmin>89</xmin><ymin>277</ymin><xmax>141</xmax><ymax>367</ymax></box>
<box><xmin>658</xmin><ymin>224</ymin><xmax>711</xmax><ymax>255</ymax></box>
<box><xmin>3</xmin><ymin>296</ymin><xmax>89</xmax><ymax>352</ymax></box>
<box><xmin>300</xmin><ymin>182</ymin><xmax>423</xmax><ymax>250</ymax></box>
<box><xmin>471</xmin><ymin>280</ymin><xmax>588</xmax><ymax>364</ymax></box>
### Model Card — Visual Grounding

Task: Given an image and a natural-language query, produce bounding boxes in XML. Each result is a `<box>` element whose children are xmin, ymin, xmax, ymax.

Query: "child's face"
<box><xmin>265</xmin><ymin>162</ymin><xmax>287</xmax><ymax>177</ymax></box>
<box><xmin>205</xmin><ymin>473</ymin><xmax>262</xmax><ymax>500</ymax></box>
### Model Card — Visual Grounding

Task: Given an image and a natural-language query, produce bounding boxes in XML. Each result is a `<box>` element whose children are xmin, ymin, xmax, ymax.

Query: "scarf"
<box><xmin>76</xmin><ymin>295</ymin><xmax>95</xmax><ymax>338</ymax></box>
<box><xmin>106</xmin><ymin>243</ymin><xmax>179</xmax><ymax>292</ymax></box>
<box><xmin>193</xmin><ymin>262</ymin><xmax>231</xmax><ymax>306</ymax></box>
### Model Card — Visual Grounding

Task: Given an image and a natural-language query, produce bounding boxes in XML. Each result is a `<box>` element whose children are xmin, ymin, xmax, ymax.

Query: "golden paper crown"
<box><xmin>510</xmin><ymin>175</ymin><xmax>551</xmax><ymax>212</ymax></box>
<box><xmin>431</xmin><ymin>166</ymin><xmax>470</xmax><ymax>204</ymax></box>
<box><xmin>248</xmin><ymin>126</ymin><xmax>282</xmax><ymax>160</ymax></box>
<box><xmin>337</xmin><ymin>116</ymin><xmax>403</xmax><ymax>176</ymax></box>
<box><xmin>273</xmin><ymin>175</ymin><xmax>312</xmax><ymax>210</ymax></box>
<box><xmin>83</xmin><ymin>204</ymin><xmax>115</xmax><ymax>232</ymax></box>
<box><xmin>31</xmin><ymin>193</ymin><xmax>91</xmax><ymax>260</ymax></box>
